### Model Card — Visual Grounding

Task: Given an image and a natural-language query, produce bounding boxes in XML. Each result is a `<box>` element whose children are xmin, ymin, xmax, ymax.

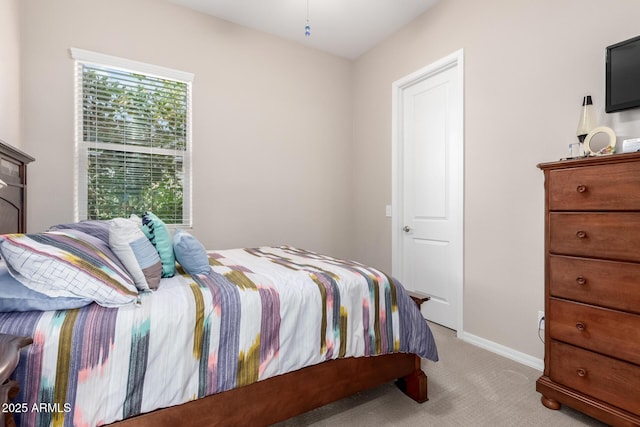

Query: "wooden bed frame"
<box><xmin>0</xmin><ymin>141</ymin><xmax>432</xmax><ymax>426</ymax></box>
<box><xmin>115</xmin><ymin>346</ymin><xmax>427</xmax><ymax>426</ymax></box>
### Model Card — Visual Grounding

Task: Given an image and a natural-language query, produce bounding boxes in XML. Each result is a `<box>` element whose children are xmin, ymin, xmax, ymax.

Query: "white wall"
<box><xmin>352</xmin><ymin>0</ymin><xmax>640</xmax><ymax>360</ymax></box>
<box><xmin>12</xmin><ymin>0</ymin><xmax>640</xmax><ymax>363</ymax></box>
<box><xmin>0</xmin><ymin>0</ymin><xmax>21</xmax><ymax>146</ymax></box>
<box><xmin>19</xmin><ymin>0</ymin><xmax>354</xmax><ymax>259</ymax></box>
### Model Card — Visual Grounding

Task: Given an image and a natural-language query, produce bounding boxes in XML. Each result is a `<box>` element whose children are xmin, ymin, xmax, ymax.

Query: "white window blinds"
<box><xmin>72</xmin><ymin>48</ymin><xmax>193</xmax><ymax>226</ymax></box>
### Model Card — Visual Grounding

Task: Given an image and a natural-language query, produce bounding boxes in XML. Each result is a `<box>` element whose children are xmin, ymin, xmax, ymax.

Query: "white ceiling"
<box><xmin>167</xmin><ymin>0</ymin><xmax>439</xmax><ymax>59</ymax></box>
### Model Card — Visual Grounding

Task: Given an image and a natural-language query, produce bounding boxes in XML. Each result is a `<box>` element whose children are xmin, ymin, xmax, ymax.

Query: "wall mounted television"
<box><xmin>606</xmin><ymin>35</ymin><xmax>640</xmax><ymax>113</ymax></box>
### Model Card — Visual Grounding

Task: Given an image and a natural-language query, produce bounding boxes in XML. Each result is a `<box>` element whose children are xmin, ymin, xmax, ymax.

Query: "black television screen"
<box><xmin>606</xmin><ymin>35</ymin><xmax>640</xmax><ymax>113</ymax></box>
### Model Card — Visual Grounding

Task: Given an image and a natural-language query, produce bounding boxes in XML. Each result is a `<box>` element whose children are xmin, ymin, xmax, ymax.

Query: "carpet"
<box><xmin>275</xmin><ymin>322</ymin><xmax>607</xmax><ymax>426</ymax></box>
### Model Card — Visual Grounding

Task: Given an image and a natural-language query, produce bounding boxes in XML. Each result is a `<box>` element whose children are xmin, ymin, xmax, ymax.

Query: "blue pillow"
<box><xmin>141</xmin><ymin>212</ymin><xmax>175</xmax><ymax>278</ymax></box>
<box><xmin>0</xmin><ymin>260</ymin><xmax>92</xmax><ymax>312</ymax></box>
<box><xmin>173</xmin><ymin>229</ymin><xmax>210</xmax><ymax>275</ymax></box>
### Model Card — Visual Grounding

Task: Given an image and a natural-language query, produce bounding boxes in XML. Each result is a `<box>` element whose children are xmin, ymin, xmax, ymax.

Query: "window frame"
<box><xmin>71</xmin><ymin>48</ymin><xmax>194</xmax><ymax>227</ymax></box>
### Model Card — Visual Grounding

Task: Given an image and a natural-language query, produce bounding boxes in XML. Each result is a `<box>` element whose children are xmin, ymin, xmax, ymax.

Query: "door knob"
<box><xmin>403</xmin><ymin>226</ymin><xmax>412</xmax><ymax>233</ymax></box>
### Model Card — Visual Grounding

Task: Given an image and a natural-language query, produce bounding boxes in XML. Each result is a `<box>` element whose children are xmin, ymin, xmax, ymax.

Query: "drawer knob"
<box><xmin>577</xmin><ymin>368</ymin><xmax>587</xmax><ymax>377</ymax></box>
<box><xmin>576</xmin><ymin>230</ymin><xmax>587</xmax><ymax>239</ymax></box>
<box><xmin>576</xmin><ymin>276</ymin><xmax>587</xmax><ymax>285</ymax></box>
<box><xmin>576</xmin><ymin>322</ymin><xmax>586</xmax><ymax>331</ymax></box>
<box><xmin>576</xmin><ymin>185</ymin><xmax>587</xmax><ymax>193</ymax></box>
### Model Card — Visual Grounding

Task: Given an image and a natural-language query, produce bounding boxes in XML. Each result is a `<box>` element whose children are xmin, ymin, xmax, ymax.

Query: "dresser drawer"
<box><xmin>549</xmin><ymin>341</ymin><xmax>640</xmax><ymax>415</ymax></box>
<box><xmin>548</xmin><ymin>161</ymin><xmax>640</xmax><ymax>211</ymax></box>
<box><xmin>549</xmin><ymin>298</ymin><xmax>640</xmax><ymax>365</ymax></box>
<box><xmin>550</xmin><ymin>255</ymin><xmax>640</xmax><ymax>314</ymax></box>
<box><xmin>549</xmin><ymin>213</ymin><xmax>640</xmax><ymax>262</ymax></box>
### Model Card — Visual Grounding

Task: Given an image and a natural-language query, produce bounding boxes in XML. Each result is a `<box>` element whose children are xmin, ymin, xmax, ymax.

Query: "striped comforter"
<box><xmin>1</xmin><ymin>246</ymin><xmax>438</xmax><ymax>427</ymax></box>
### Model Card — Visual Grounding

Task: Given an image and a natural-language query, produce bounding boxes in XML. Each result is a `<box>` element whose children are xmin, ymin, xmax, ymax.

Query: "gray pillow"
<box><xmin>109</xmin><ymin>217</ymin><xmax>162</xmax><ymax>291</ymax></box>
<box><xmin>48</xmin><ymin>220</ymin><xmax>111</xmax><ymax>245</ymax></box>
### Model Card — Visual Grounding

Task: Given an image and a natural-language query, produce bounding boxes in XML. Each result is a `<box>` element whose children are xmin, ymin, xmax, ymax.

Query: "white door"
<box><xmin>392</xmin><ymin>50</ymin><xmax>464</xmax><ymax>331</ymax></box>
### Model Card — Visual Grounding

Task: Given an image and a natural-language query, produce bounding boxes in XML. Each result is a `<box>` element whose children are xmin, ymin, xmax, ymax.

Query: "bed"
<box><xmin>0</xmin><ymin>144</ymin><xmax>438</xmax><ymax>427</ymax></box>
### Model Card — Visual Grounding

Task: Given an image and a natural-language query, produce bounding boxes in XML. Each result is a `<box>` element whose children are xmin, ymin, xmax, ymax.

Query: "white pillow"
<box><xmin>0</xmin><ymin>230</ymin><xmax>138</xmax><ymax>308</ymax></box>
<box><xmin>109</xmin><ymin>217</ymin><xmax>163</xmax><ymax>291</ymax></box>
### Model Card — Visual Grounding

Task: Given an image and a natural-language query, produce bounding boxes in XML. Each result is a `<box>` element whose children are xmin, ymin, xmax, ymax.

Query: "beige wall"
<box><xmin>352</xmin><ymin>0</ymin><xmax>640</xmax><ymax>360</ymax></box>
<box><xmin>19</xmin><ymin>0</ymin><xmax>354</xmax><ymax>259</ymax></box>
<box><xmin>12</xmin><ymin>0</ymin><xmax>640</xmax><ymax>362</ymax></box>
<box><xmin>0</xmin><ymin>0</ymin><xmax>21</xmax><ymax>146</ymax></box>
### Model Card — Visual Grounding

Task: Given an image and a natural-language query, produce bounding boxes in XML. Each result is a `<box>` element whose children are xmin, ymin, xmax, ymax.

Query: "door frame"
<box><xmin>391</xmin><ymin>49</ymin><xmax>464</xmax><ymax>335</ymax></box>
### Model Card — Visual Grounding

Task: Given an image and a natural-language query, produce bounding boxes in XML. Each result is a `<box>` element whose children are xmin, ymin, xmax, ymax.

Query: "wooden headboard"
<box><xmin>0</xmin><ymin>140</ymin><xmax>35</xmax><ymax>234</ymax></box>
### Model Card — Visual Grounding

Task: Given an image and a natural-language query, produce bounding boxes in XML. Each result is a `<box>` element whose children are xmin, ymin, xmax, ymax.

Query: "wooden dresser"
<box><xmin>0</xmin><ymin>140</ymin><xmax>35</xmax><ymax>234</ymax></box>
<box><xmin>537</xmin><ymin>153</ymin><xmax>640</xmax><ymax>426</ymax></box>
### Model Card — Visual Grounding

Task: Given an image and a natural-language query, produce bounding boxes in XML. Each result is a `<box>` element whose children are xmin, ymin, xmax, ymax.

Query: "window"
<box><xmin>72</xmin><ymin>48</ymin><xmax>193</xmax><ymax>226</ymax></box>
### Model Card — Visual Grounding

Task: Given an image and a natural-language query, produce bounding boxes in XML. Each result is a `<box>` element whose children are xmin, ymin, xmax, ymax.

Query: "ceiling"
<box><xmin>167</xmin><ymin>0</ymin><xmax>440</xmax><ymax>59</ymax></box>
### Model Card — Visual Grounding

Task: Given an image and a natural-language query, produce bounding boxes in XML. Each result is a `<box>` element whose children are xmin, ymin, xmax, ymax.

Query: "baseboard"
<box><xmin>459</xmin><ymin>331</ymin><xmax>544</xmax><ymax>372</ymax></box>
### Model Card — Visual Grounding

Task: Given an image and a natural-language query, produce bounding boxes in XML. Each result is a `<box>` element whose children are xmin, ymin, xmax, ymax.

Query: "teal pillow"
<box><xmin>173</xmin><ymin>229</ymin><xmax>210</xmax><ymax>275</ymax></box>
<box><xmin>141</xmin><ymin>212</ymin><xmax>175</xmax><ymax>278</ymax></box>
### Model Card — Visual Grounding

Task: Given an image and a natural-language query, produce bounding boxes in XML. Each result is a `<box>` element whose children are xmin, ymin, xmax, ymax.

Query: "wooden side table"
<box><xmin>0</xmin><ymin>334</ymin><xmax>33</xmax><ymax>427</ymax></box>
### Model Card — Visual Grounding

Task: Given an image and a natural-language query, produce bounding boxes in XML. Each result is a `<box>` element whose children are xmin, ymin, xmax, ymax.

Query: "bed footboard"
<box><xmin>0</xmin><ymin>334</ymin><xmax>33</xmax><ymax>427</ymax></box>
<box><xmin>396</xmin><ymin>354</ymin><xmax>429</xmax><ymax>403</ymax></box>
